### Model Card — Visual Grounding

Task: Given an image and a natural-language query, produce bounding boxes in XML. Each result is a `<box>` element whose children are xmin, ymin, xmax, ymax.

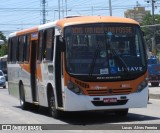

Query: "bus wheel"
<box><xmin>19</xmin><ymin>83</ymin><xmax>28</xmax><ymax>110</ymax></box>
<box><xmin>48</xmin><ymin>91</ymin><xmax>61</xmax><ymax>119</ymax></box>
<box><xmin>115</xmin><ymin>109</ymin><xmax>128</xmax><ymax>116</ymax></box>
<box><xmin>3</xmin><ymin>86</ymin><xmax>6</xmax><ymax>89</ymax></box>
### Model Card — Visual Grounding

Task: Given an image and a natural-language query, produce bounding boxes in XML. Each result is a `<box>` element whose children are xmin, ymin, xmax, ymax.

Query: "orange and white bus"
<box><xmin>7</xmin><ymin>16</ymin><xmax>148</xmax><ymax>118</ymax></box>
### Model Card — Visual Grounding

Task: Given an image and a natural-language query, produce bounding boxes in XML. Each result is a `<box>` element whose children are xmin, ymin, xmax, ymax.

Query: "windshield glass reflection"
<box><xmin>65</xmin><ymin>24</ymin><xmax>146</xmax><ymax>76</ymax></box>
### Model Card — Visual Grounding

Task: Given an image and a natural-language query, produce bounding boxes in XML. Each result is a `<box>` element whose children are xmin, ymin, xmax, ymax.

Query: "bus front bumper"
<box><xmin>63</xmin><ymin>86</ymin><xmax>148</xmax><ymax>111</ymax></box>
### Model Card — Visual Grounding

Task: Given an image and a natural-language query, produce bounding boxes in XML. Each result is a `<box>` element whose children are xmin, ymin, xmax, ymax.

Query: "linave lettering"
<box><xmin>118</xmin><ymin>67</ymin><xmax>143</xmax><ymax>72</ymax></box>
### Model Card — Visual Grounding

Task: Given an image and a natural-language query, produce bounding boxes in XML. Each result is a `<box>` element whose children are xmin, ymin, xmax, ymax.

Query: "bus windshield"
<box><xmin>64</xmin><ymin>23</ymin><xmax>147</xmax><ymax>80</ymax></box>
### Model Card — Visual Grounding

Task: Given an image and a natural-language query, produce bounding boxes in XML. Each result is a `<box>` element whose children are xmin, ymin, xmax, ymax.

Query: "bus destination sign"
<box><xmin>72</xmin><ymin>26</ymin><xmax>132</xmax><ymax>34</ymax></box>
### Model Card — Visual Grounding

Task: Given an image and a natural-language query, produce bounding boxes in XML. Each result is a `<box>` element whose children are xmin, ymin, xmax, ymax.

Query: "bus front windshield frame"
<box><xmin>64</xmin><ymin>23</ymin><xmax>147</xmax><ymax>81</ymax></box>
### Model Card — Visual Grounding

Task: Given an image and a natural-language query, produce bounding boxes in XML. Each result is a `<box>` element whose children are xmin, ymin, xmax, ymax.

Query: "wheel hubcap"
<box><xmin>50</xmin><ymin>96</ymin><xmax>56</xmax><ymax>115</ymax></box>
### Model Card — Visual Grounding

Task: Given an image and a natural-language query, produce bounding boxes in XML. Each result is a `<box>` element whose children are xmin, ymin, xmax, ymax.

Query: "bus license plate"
<box><xmin>103</xmin><ymin>98</ymin><xmax>117</xmax><ymax>103</ymax></box>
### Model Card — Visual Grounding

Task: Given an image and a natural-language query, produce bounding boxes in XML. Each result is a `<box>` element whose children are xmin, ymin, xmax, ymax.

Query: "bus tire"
<box><xmin>19</xmin><ymin>83</ymin><xmax>29</xmax><ymax>110</ymax></box>
<box><xmin>115</xmin><ymin>109</ymin><xmax>128</xmax><ymax>116</ymax></box>
<box><xmin>3</xmin><ymin>86</ymin><xmax>6</xmax><ymax>88</ymax></box>
<box><xmin>48</xmin><ymin>89</ymin><xmax>61</xmax><ymax>119</ymax></box>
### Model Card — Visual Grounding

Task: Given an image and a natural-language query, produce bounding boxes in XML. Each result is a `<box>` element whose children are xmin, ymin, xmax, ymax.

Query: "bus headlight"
<box><xmin>136</xmin><ymin>79</ymin><xmax>148</xmax><ymax>93</ymax></box>
<box><xmin>67</xmin><ymin>81</ymin><xmax>84</xmax><ymax>95</ymax></box>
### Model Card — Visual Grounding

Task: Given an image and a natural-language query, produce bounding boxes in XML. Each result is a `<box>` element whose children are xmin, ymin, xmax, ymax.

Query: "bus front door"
<box><xmin>30</xmin><ymin>40</ymin><xmax>38</xmax><ymax>102</ymax></box>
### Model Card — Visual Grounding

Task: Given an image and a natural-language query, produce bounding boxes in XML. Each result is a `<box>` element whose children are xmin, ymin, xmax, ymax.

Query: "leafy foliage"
<box><xmin>0</xmin><ymin>31</ymin><xmax>7</xmax><ymax>56</ymax></box>
<box><xmin>141</xmin><ymin>13</ymin><xmax>160</xmax><ymax>52</ymax></box>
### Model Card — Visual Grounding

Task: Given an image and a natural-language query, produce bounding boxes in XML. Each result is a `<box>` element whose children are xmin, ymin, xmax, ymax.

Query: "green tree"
<box><xmin>141</xmin><ymin>13</ymin><xmax>160</xmax><ymax>53</ymax></box>
<box><xmin>0</xmin><ymin>31</ymin><xmax>7</xmax><ymax>56</ymax></box>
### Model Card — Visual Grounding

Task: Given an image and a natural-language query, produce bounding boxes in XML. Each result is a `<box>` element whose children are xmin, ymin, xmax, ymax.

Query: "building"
<box><xmin>124</xmin><ymin>7</ymin><xmax>150</xmax><ymax>23</ymax></box>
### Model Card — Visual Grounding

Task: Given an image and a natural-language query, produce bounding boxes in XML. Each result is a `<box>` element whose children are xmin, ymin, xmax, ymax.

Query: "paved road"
<box><xmin>149</xmin><ymin>84</ymin><xmax>160</xmax><ymax>100</ymax></box>
<box><xmin>0</xmin><ymin>86</ymin><xmax>160</xmax><ymax>132</ymax></box>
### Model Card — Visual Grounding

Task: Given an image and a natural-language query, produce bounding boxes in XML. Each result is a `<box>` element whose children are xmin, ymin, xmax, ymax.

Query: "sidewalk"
<box><xmin>149</xmin><ymin>86</ymin><xmax>160</xmax><ymax>100</ymax></box>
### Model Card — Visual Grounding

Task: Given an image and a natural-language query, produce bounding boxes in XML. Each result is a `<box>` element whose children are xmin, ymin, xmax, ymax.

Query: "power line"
<box><xmin>0</xmin><ymin>24</ymin><xmax>37</xmax><ymax>26</ymax></box>
<box><xmin>0</xmin><ymin>0</ymin><xmax>157</xmax><ymax>37</ymax></box>
<box><xmin>41</xmin><ymin>0</ymin><xmax>47</xmax><ymax>24</ymax></box>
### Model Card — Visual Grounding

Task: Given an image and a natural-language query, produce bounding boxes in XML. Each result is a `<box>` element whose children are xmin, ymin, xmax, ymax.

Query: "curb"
<box><xmin>149</xmin><ymin>94</ymin><xmax>160</xmax><ymax>100</ymax></box>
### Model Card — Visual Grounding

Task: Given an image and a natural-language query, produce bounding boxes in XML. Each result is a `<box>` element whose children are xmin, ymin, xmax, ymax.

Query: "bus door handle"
<box><xmin>48</xmin><ymin>65</ymin><xmax>53</xmax><ymax>73</ymax></box>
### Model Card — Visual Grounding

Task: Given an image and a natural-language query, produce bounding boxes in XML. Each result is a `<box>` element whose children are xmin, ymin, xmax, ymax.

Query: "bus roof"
<box><xmin>9</xmin><ymin>16</ymin><xmax>139</xmax><ymax>37</ymax></box>
<box><xmin>56</xmin><ymin>16</ymin><xmax>139</xmax><ymax>27</ymax></box>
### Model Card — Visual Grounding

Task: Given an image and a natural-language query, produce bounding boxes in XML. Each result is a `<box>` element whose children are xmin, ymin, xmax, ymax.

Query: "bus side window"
<box><xmin>43</xmin><ymin>30</ymin><xmax>47</xmax><ymax>61</ymax></box>
<box><xmin>37</xmin><ymin>31</ymin><xmax>43</xmax><ymax>62</ymax></box>
<box><xmin>12</xmin><ymin>37</ymin><xmax>18</xmax><ymax>63</ymax></box>
<box><xmin>24</xmin><ymin>34</ymin><xmax>30</xmax><ymax>62</ymax></box>
<box><xmin>8</xmin><ymin>38</ymin><xmax>12</xmax><ymax>62</ymax></box>
<box><xmin>18</xmin><ymin>36</ymin><xmax>24</xmax><ymax>63</ymax></box>
<box><xmin>45</xmin><ymin>28</ymin><xmax>54</xmax><ymax>61</ymax></box>
<box><xmin>23</xmin><ymin>36</ymin><xmax>27</xmax><ymax>62</ymax></box>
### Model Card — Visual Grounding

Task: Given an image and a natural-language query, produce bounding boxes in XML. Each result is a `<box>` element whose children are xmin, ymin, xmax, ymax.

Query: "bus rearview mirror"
<box><xmin>57</xmin><ymin>36</ymin><xmax>65</xmax><ymax>52</ymax></box>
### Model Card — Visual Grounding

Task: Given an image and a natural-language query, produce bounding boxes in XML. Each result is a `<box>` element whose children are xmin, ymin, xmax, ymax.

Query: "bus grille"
<box><xmin>75</xmin><ymin>80</ymin><xmax>89</xmax><ymax>88</ymax></box>
<box><xmin>86</xmin><ymin>88</ymin><xmax>132</xmax><ymax>96</ymax></box>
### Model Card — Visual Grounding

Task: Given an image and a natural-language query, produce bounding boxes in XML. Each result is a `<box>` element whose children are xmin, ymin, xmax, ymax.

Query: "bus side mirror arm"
<box><xmin>56</xmin><ymin>35</ymin><xmax>66</xmax><ymax>52</ymax></box>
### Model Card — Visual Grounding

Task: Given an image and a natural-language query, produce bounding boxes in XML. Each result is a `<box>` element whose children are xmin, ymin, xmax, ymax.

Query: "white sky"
<box><xmin>0</xmin><ymin>0</ymin><xmax>159</xmax><ymax>37</ymax></box>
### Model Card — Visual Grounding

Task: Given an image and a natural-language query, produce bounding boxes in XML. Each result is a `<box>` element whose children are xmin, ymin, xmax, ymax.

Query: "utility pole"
<box><xmin>151</xmin><ymin>0</ymin><xmax>155</xmax><ymax>24</ymax></box>
<box><xmin>58</xmin><ymin>0</ymin><xmax>61</xmax><ymax>19</ymax></box>
<box><xmin>151</xmin><ymin>0</ymin><xmax>156</xmax><ymax>54</ymax></box>
<box><xmin>42</xmin><ymin>0</ymin><xmax>47</xmax><ymax>24</ymax></box>
<box><xmin>145</xmin><ymin>0</ymin><xmax>157</xmax><ymax>54</ymax></box>
<box><xmin>109</xmin><ymin>0</ymin><xmax>112</xmax><ymax>16</ymax></box>
<box><xmin>62</xmin><ymin>0</ymin><xmax>64</xmax><ymax>18</ymax></box>
<box><xmin>65</xmin><ymin>0</ymin><xmax>67</xmax><ymax>17</ymax></box>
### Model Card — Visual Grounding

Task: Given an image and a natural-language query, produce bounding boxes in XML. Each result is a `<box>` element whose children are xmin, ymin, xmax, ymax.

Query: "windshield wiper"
<box><xmin>88</xmin><ymin>44</ymin><xmax>100</xmax><ymax>76</ymax></box>
<box><xmin>110</xmin><ymin>48</ymin><xmax>130</xmax><ymax>74</ymax></box>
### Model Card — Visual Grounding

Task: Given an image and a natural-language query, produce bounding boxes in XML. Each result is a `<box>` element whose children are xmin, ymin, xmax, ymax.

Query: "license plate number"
<box><xmin>103</xmin><ymin>98</ymin><xmax>117</xmax><ymax>103</ymax></box>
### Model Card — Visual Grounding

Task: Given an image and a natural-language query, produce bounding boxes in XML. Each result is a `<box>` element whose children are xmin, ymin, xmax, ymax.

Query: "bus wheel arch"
<box><xmin>19</xmin><ymin>81</ymin><xmax>29</xmax><ymax>110</ymax></box>
<box><xmin>47</xmin><ymin>83</ymin><xmax>61</xmax><ymax>119</ymax></box>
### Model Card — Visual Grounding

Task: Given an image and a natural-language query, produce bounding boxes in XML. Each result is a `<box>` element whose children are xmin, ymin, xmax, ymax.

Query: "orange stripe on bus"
<box><xmin>20</xmin><ymin>63</ymin><xmax>42</xmax><ymax>82</ymax></box>
<box><xmin>16</xmin><ymin>27</ymin><xmax>38</xmax><ymax>36</ymax></box>
<box><xmin>63</xmin><ymin>71</ymin><xmax>148</xmax><ymax>96</ymax></box>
